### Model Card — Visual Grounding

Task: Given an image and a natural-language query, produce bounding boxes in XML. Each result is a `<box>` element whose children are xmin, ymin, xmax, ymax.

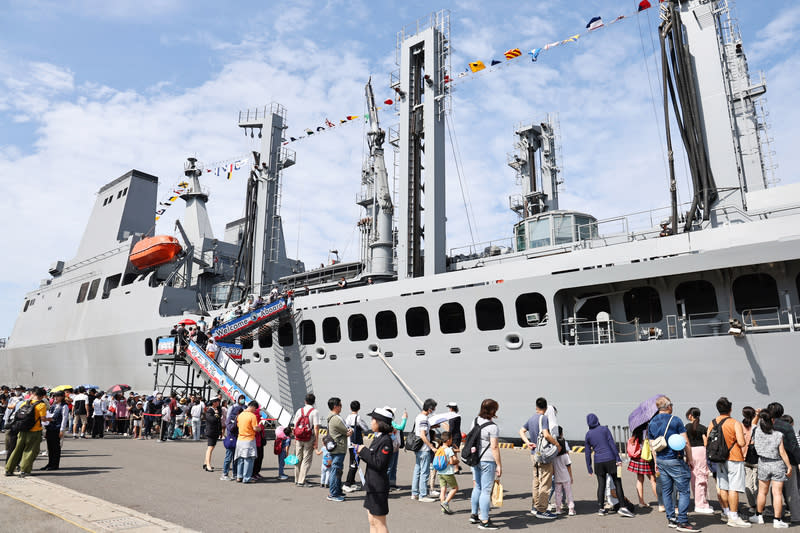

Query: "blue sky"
<box><xmin>1</xmin><ymin>0</ymin><xmax>799</xmax><ymax>337</ymax></box>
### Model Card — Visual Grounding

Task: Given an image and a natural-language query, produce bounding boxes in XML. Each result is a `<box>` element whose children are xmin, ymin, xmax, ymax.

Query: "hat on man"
<box><xmin>367</xmin><ymin>407</ymin><xmax>394</xmax><ymax>424</ymax></box>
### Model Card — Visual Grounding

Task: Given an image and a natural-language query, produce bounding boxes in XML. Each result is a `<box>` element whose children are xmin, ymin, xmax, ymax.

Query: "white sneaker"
<box><xmin>342</xmin><ymin>485</ymin><xmax>357</xmax><ymax>493</ymax></box>
<box><xmin>728</xmin><ymin>516</ymin><xmax>752</xmax><ymax>528</ymax></box>
<box><xmin>429</xmin><ymin>490</ymin><xmax>440</xmax><ymax>497</ymax></box>
<box><xmin>419</xmin><ymin>496</ymin><xmax>437</xmax><ymax>503</ymax></box>
<box><xmin>773</xmin><ymin>519</ymin><xmax>788</xmax><ymax>529</ymax></box>
<box><xmin>695</xmin><ymin>507</ymin><xmax>715</xmax><ymax>515</ymax></box>
<box><xmin>749</xmin><ymin>515</ymin><xmax>764</xmax><ymax>524</ymax></box>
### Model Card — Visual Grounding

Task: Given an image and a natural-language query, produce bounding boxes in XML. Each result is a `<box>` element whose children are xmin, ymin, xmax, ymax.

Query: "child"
<box><xmin>276</xmin><ymin>425</ymin><xmax>292</xmax><ymax>480</ymax></box>
<box><xmin>437</xmin><ymin>431</ymin><xmax>459</xmax><ymax>515</ymax></box>
<box><xmin>316</xmin><ymin>446</ymin><xmax>332</xmax><ymax>487</ymax></box>
<box><xmin>553</xmin><ymin>426</ymin><xmax>575</xmax><ymax>516</ymax></box>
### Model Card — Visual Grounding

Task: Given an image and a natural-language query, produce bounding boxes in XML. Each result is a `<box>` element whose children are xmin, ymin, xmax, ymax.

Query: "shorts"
<box><xmin>718</xmin><ymin>460</ymin><xmax>746</xmax><ymax>493</ymax></box>
<box><xmin>438</xmin><ymin>473</ymin><xmax>458</xmax><ymax>490</ymax></box>
<box><xmin>132</xmin><ymin>420</ymin><xmax>142</xmax><ymax>428</ymax></box>
<box><xmin>758</xmin><ymin>459</ymin><xmax>788</xmax><ymax>482</ymax></box>
<box><xmin>74</xmin><ymin>414</ymin><xmax>87</xmax><ymax>425</ymax></box>
<box><xmin>207</xmin><ymin>435</ymin><xmax>219</xmax><ymax>447</ymax></box>
<box><xmin>364</xmin><ymin>492</ymin><xmax>389</xmax><ymax>516</ymax></box>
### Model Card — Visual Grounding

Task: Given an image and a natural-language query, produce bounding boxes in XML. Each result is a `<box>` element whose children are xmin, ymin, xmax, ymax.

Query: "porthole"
<box><xmin>504</xmin><ymin>333</ymin><xmax>523</xmax><ymax>350</ymax></box>
<box><xmin>315</xmin><ymin>347</ymin><xmax>326</xmax><ymax>359</ymax></box>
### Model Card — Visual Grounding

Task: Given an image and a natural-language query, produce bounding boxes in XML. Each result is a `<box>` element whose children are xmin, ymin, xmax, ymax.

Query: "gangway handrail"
<box><xmin>184</xmin><ymin>340</ymin><xmax>292</xmax><ymax>426</ymax></box>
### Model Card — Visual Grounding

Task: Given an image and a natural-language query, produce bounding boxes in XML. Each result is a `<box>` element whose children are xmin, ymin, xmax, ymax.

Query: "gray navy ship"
<box><xmin>4</xmin><ymin>2</ymin><xmax>800</xmax><ymax>436</ymax></box>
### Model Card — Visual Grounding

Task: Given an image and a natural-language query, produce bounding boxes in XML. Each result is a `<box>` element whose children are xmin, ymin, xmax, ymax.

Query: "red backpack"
<box><xmin>294</xmin><ymin>407</ymin><xmax>314</xmax><ymax>442</ymax></box>
<box><xmin>626</xmin><ymin>436</ymin><xmax>642</xmax><ymax>459</ymax></box>
<box><xmin>274</xmin><ymin>438</ymin><xmax>284</xmax><ymax>455</ymax></box>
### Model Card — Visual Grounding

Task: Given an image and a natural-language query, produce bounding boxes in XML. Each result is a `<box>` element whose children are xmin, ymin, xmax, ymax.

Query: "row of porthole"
<box><xmin>307</xmin><ymin>335</ymin><xmax>543</xmax><ymax>360</ymax></box>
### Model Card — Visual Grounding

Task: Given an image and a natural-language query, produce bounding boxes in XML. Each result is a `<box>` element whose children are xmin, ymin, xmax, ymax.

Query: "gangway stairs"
<box><xmin>209</xmin><ymin>297</ymin><xmax>289</xmax><ymax>342</ymax></box>
<box><xmin>184</xmin><ymin>339</ymin><xmax>292</xmax><ymax>426</ymax></box>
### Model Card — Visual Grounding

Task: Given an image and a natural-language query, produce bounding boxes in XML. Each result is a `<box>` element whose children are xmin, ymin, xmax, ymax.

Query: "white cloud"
<box><xmin>750</xmin><ymin>5</ymin><xmax>800</xmax><ymax>63</ymax></box>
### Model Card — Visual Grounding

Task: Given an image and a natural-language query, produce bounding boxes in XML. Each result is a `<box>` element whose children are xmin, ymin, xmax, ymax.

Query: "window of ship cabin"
<box><xmin>675</xmin><ymin>280</ymin><xmax>718</xmax><ymax>315</ymax></box>
<box><xmin>439</xmin><ymin>303</ymin><xmax>466</xmax><ymax>334</ymax></box>
<box><xmin>375</xmin><ymin>311</ymin><xmax>398</xmax><ymax>339</ymax></box>
<box><xmin>102</xmin><ymin>274</ymin><xmax>122</xmax><ymax>299</ymax></box>
<box><xmin>117</xmin><ymin>190</ymin><xmax>123</xmax><ymax>199</ymax></box>
<box><xmin>322</xmin><ymin>317</ymin><xmax>341</xmax><ymax>343</ymax></box>
<box><xmin>299</xmin><ymin>320</ymin><xmax>316</xmax><ymax>345</ymax></box>
<box><xmin>76</xmin><ymin>282</ymin><xmax>90</xmax><ymax>303</ymax></box>
<box><xmin>103</xmin><ymin>198</ymin><xmax>108</xmax><ymax>206</ymax></box>
<box><xmin>258</xmin><ymin>328</ymin><xmax>273</xmax><ymax>348</ymax></box>
<box><xmin>575</xmin><ymin>215</ymin><xmax>598</xmax><ymax>241</ymax></box>
<box><xmin>348</xmin><ymin>314</ymin><xmax>368</xmax><ymax>341</ymax></box>
<box><xmin>23</xmin><ymin>300</ymin><xmax>30</xmax><ymax>312</ymax></box>
<box><xmin>476</xmin><ymin>298</ymin><xmax>505</xmax><ymax>331</ymax></box>
<box><xmin>623</xmin><ymin>286</ymin><xmax>663</xmax><ymax>323</ymax></box>
<box><xmin>406</xmin><ymin>307</ymin><xmax>430</xmax><ymax>337</ymax></box>
<box><xmin>732</xmin><ymin>273</ymin><xmax>779</xmax><ymax>313</ymax></box>
<box><xmin>121</xmin><ymin>273</ymin><xmax>138</xmax><ymax>286</ymax></box>
<box><xmin>575</xmin><ymin>293</ymin><xmax>611</xmax><ymax>322</ymax></box>
<box><xmin>278</xmin><ymin>322</ymin><xmax>293</xmax><ymax>346</ymax></box>
<box><xmin>527</xmin><ymin>218</ymin><xmax>551</xmax><ymax>249</ymax></box>
<box><xmin>144</xmin><ymin>338</ymin><xmax>153</xmax><ymax>356</ymax></box>
<box><xmin>87</xmin><ymin>278</ymin><xmax>101</xmax><ymax>300</ymax></box>
<box><xmin>515</xmin><ymin>223</ymin><xmax>526</xmax><ymax>252</ymax></box>
<box><xmin>122</xmin><ymin>187</ymin><xmax>128</xmax><ymax>197</ymax></box>
<box><xmin>241</xmin><ymin>336</ymin><xmax>254</xmax><ymax>349</ymax></box>
<box><xmin>515</xmin><ymin>292</ymin><xmax>548</xmax><ymax>327</ymax></box>
<box><xmin>553</xmin><ymin>215</ymin><xmax>574</xmax><ymax>245</ymax></box>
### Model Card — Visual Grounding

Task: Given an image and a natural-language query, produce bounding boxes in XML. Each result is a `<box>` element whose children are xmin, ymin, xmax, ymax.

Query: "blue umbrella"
<box><xmin>81</xmin><ymin>384</ymin><xmax>99</xmax><ymax>390</ymax></box>
<box><xmin>628</xmin><ymin>393</ymin><xmax>666</xmax><ymax>431</ymax></box>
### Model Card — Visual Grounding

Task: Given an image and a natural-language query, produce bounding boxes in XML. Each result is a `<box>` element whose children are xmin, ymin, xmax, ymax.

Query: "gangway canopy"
<box><xmin>209</xmin><ymin>298</ymin><xmax>289</xmax><ymax>342</ymax></box>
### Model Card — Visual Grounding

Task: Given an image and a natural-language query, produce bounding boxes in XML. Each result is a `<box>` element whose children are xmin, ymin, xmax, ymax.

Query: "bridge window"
<box><xmin>322</xmin><ymin>317</ymin><xmax>341</xmax><ymax>343</ymax></box>
<box><xmin>623</xmin><ymin>286</ymin><xmax>663</xmax><ymax>323</ymax></box>
<box><xmin>258</xmin><ymin>327</ymin><xmax>272</xmax><ymax>348</ymax></box>
<box><xmin>406</xmin><ymin>307</ymin><xmax>430</xmax><ymax>337</ymax></box>
<box><xmin>375</xmin><ymin>311</ymin><xmax>397</xmax><ymax>339</ymax></box>
<box><xmin>87</xmin><ymin>278</ymin><xmax>101</xmax><ymax>300</ymax></box>
<box><xmin>122</xmin><ymin>273</ymin><xmax>138</xmax><ymax>286</ymax></box>
<box><xmin>102</xmin><ymin>274</ymin><xmax>121</xmax><ymax>299</ymax></box>
<box><xmin>732</xmin><ymin>273</ymin><xmax>779</xmax><ymax>313</ymax></box>
<box><xmin>299</xmin><ymin>320</ymin><xmax>316</xmax><ymax>345</ymax></box>
<box><xmin>675</xmin><ymin>280</ymin><xmax>718</xmax><ymax>315</ymax></box>
<box><xmin>515</xmin><ymin>292</ymin><xmax>548</xmax><ymax>327</ymax></box>
<box><xmin>144</xmin><ymin>338</ymin><xmax>153</xmax><ymax>356</ymax></box>
<box><xmin>575</xmin><ymin>293</ymin><xmax>610</xmax><ymax>321</ymax></box>
<box><xmin>476</xmin><ymin>298</ymin><xmax>505</xmax><ymax>331</ymax></box>
<box><xmin>23</xmin><ymin>300</ymin><xmax>30</xmax><ymax>312</ymax></box>
<box><xmin>348</xmin><ymin>314</ymin><xmax>368</xmax><ymax>342</ymax></box>
<box><xmin>439</xmin><ymin>303</ymin><xmax>466</xmax><ymax>334</ymax></box>
<box><xmin>278</xmin><ymin>322</ymin><xmax>293</xmax><ymax>346</ymax></box>
<box><xmin>77</xmin><ymin>282</ymin><xmax>90</xmax><ymax>303</ymax></box>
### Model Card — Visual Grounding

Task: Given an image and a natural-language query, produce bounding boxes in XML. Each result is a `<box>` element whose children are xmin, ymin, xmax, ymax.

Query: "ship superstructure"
<box><xmin>3</xmin><ymin>2</ymin><xmax>800</xmax><ymax>437</ymax></box>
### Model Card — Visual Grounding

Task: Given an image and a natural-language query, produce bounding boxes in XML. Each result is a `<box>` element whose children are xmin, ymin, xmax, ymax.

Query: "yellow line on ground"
<box><xmin>0</xmin><ymin>489</ymin><xmax>97</xmax><ymax>533</ymax></box>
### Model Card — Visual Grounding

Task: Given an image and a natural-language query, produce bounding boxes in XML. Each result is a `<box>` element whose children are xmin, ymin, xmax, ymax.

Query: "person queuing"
<box><xmin>583</xmin><ymin>413</ymin><xmax>635</xmax><ymax>518</ymax></box>
<box><xmin>749</xmin><ymin>410</ymin><xmax>793</xmax><ymax>528</ymax></box>
<box><xmin>5</xmin><ymin>387</ymin><xmax>49</xmax><ymax>478</ymax></box>
<box><xmin>41</xmin><ymin>391</ymin><xmax>70</xmax><ymax>471</ymax></box>
<box><xmin>204</xmin><ymin>398</ymin><xmax>222</xmax><ymax>472</ymax></box>
<box><xmin>410</xmin><ymin>398</ymin><xmax>437</xmax><ymax>503</ymax></box>
<box><xmin>469</xmin><ymin>398</ymin><xmax>502</xmax><ymax>531</ymax></box>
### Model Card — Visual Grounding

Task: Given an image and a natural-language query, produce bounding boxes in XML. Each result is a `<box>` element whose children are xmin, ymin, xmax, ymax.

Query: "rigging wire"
<box><xmin>445</xmin><ymin>109</ymin><xmax>479</xmax><ymax>248</ymax></box>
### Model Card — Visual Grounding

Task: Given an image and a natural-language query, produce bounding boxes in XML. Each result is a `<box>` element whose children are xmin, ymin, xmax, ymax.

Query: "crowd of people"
<box><xmin>2</xmin><ymin>385</ymin><xmax>799</xmax><ymax>533</ymax></box>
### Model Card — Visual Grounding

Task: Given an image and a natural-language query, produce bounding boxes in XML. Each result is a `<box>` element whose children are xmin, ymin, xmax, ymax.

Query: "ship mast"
<box><xmin>358</xmin><ymin>79</ymin><xmax>394</xmax><ymax>279</ymax></box>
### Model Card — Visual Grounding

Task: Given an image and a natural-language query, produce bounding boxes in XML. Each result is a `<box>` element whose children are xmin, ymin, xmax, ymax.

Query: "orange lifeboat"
<box><xmin>129</xmin><ymin>236</ymin><xmax>182</xmax><ymax>270</ymax></box>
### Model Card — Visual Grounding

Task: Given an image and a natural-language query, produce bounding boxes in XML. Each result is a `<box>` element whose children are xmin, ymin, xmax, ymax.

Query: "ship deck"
<box><xmin>0</xmin><ymin>434</ymin><xmax>757</xmax><ymax>532</ymax></box>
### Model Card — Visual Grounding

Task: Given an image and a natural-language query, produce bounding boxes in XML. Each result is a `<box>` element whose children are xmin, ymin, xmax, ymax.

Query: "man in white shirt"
<box><xmin>71</xmin><ymin>388</ymin><xmax>89</xmax><ymax>438</ymax></box>
<box><xmin>291</xmin><ymin>393</ymin><xmax>320</xmax><ymax>487</ymax></box>
<box><xmin>343</xmin><ymin>400</ymin><xmax>371</xmax><ymax>492</ymax></box>
<box><xmin>189</xmin><ymin>398</ymin><xmax>205</xmax><ymax>441</ymax></box>
<box><xmin>91</xmin><ymin>393</ymin><xmax>107</xmax><ymax>438</ymax></box>
<box><xmin>411</xmin><ymin>398</ymin><xmax>438</xmax><ymax>503</ymax></box>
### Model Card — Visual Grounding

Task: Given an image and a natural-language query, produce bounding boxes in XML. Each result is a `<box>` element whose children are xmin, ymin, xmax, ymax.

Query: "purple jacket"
<box><xmin>584</xmin><ymin>413</ymin><xmax>621</xmax><ymax>474</ymax></box>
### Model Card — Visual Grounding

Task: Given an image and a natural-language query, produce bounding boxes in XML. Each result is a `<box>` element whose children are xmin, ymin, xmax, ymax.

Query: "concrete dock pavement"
<box><xmin>0</xmin><ymin>434</ymin><xmax>760</xmax><ymax>532</ymax></box>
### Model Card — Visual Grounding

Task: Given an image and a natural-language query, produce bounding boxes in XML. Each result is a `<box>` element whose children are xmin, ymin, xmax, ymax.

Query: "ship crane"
<box><xmin>359</xmin><ymin>78</ymin><xmax>394</xmax><ymax>279</ymax></box>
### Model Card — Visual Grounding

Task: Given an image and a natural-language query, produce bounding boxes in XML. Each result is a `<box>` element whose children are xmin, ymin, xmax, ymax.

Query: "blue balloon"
<box><xmin>668</xmin><ymin>433</ymin><xmax>686</xmax><ymax>451</ymax></box>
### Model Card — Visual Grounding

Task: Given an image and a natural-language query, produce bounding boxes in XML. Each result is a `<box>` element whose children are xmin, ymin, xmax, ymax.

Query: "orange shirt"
<box><xmin>237</xmin><ymin>411</ymin><xmax>259</xmax><ymax>441</ymax></box>
<box><xmin>713</xmin><ymin>415</ymin><xmax>744</xmax><ymax>462</ymax></box>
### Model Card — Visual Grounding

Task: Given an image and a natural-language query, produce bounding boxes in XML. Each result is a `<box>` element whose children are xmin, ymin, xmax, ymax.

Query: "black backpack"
<box><xmin>707</xmin><ymin>416</ymin><xmax>732</xmax><ymax>463</ymax></box>
<box><xmin>461</xmin><ymin>417</ymin><xmax>495</xmax><ymax>467</ymax></box>
<box><xmin>10</xmin><ymin>400</ymin><xmax>44</xmax><ymax>433</ymax></box>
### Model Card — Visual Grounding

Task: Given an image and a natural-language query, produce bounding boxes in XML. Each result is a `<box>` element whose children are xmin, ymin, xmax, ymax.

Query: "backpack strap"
<box><xmin>476</xmin><ymin>419</ymin><xmax>495</xmax><ymax>461</ymax></box>
<box><xmin>663</xmin><ymin>415</ymin><xmax>674</xmax><ymax>438</ymax></box>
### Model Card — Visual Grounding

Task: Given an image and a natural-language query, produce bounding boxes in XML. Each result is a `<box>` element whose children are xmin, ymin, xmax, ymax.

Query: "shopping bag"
<box><xmin>490</xmin><ymin>479</ymin><xmax>503</xmax><ymax>508</ymax></box>
<box><xmin>641</xmin><ymin>438</ymin><xmax>652</xmax><ymax>461</ymax></box>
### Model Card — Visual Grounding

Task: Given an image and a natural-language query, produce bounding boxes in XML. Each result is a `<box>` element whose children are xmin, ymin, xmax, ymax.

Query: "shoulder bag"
<box><xmin>650</xmin><ymin>415</ymin><xmax>674</xmax><ymax>453</ymax></box>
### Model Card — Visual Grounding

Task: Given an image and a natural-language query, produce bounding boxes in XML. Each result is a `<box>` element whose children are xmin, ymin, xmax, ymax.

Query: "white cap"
<box><xmin>446</xmin><ymin>401</ymin><xmax>458</xmax><ymax>408</ymax></box>
<box><xmin>368</xmin><ymin>407</ymin><xmax>394</xmax><ymax>424</ymax></box>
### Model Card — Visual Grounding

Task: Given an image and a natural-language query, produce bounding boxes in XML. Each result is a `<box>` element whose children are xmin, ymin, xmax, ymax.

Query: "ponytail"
<box><xmin>758</xmin><ymin>411</ymin><xmax>773</xmax><ymax>434</ymax></box>
<box><xmin>686</xmin><ymin>407</ymin><xmax>701</xmax><ymax>432</ymax></box>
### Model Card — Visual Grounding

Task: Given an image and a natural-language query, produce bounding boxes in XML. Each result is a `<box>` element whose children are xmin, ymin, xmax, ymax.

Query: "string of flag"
<box><xmin>449</xmin><ymin>0</ymin><xmax>659</xmax><ymax>87</ymax></box>
<box><xmin>154</xmin><ymin>180</ymin><xmax>190</xmax><ymax>221</ymax></box>
<box><xmin>281</xmin><ymin>101</ymin><xmax>394</xmax><ymax>146</ymax></box>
